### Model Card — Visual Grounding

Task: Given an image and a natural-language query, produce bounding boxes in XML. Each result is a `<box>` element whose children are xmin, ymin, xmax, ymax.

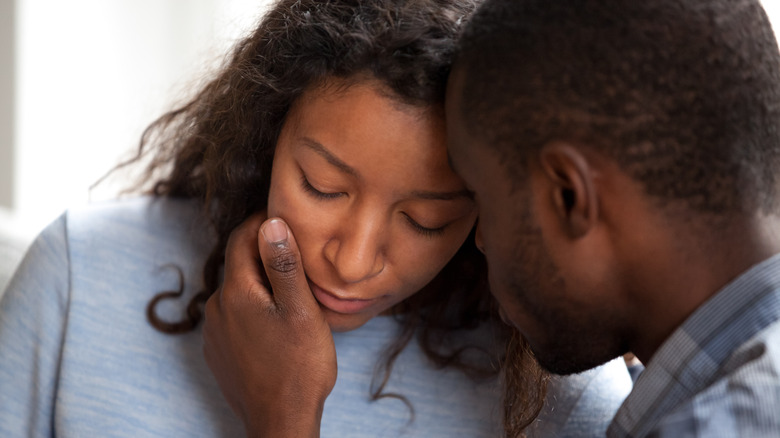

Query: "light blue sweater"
<box><xmin>0</xmin><ymin>197</ymin><xmax>631</xmax><ymax>437</ymax></box>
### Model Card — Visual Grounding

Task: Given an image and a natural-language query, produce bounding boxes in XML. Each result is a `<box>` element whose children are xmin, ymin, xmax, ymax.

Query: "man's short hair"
<box><xmin>454</xmin><ymin>0</ymin><xmax>780</xmax><ymax>215</ymax></box>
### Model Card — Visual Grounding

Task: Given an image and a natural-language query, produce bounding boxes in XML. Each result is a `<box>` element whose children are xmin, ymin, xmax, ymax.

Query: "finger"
<box><xmin>202</xmin><ymin>286</ymin><xmax>222</xmax><ymax>339</ymax></box>
<box><xmin>258</xmin><ymin>218</ymin><xmax>319</xmax><ymax>313</ymax></box>
<box><xmin>223</xmin><ymin>213</ymin><xmax>273</xmax><ymax>306</ymax></box>
<box><xmin>202</xmin><ymin>287</ymin><xmax>223</xmax><ymax>371</ymax></box>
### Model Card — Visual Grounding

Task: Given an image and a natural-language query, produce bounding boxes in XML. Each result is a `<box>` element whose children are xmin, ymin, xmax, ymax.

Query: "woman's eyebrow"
<box><xmin>301</xmin><ymin>137</ymin><xmax>359</xmax><ymax>178</ymax></box>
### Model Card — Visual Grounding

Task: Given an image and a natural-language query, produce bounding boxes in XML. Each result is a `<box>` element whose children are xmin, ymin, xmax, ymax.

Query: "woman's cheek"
<box><xmin>267</xmin><ymin>173</ymin><xmax>302</xmax><ymax>220</ymax></box>
<box><xmin>397</xmin><ymin>244</ymin><xmax>450</xmax><ymax>291</ymax></box>
<box><xmin>270</xmin><ymin>188</ymin><xmax>331</xmax><ymax>265</ymax></box>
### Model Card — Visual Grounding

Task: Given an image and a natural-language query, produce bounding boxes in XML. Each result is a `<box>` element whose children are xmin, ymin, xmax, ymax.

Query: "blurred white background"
<box><xmin>1</xmin><ymin>0</ymin><xmax>780</xmax><ymax>240</ymax></box>
<box><xmin>0</xmin><ymin>0</ymin><xmax>271</xmax><ymax>240</ymax></box>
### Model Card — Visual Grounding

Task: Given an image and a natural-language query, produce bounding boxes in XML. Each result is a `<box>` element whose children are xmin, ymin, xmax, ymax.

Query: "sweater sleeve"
<box><xmin>0</xmin><ymin>214</ymin><xmax>71</xmax><ymax>437</ymax></box>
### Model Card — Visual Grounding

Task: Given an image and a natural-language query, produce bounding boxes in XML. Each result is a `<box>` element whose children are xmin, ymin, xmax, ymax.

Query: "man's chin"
<box><xmin>531</xmin><ymin>344</ymin><xmax>618</xmax><ymax>375</ymax></box>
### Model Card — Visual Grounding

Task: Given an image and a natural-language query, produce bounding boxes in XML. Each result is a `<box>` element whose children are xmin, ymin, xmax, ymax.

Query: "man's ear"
<box><xmin>538</xmin><ymin>141</ymin><xmax>598</xmax><ymax>239</ymax></box>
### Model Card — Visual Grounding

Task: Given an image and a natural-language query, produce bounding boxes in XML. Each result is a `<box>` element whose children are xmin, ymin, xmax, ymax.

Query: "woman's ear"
<box><xmin>538</xmin><ymin>141</ymin><xmax>599</xmax><ymax>239</ymax></box>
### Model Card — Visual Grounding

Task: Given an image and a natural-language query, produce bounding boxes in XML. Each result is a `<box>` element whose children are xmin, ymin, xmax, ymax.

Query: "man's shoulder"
<box><xmin>651</xmin><ymin>320</ymin><xmax>780</xmax><ymax>437</ymax></box>
<box><xmin>610</xmin><ymin>262</ymin><xmax>780</xmax><ymax>437</ymax></box>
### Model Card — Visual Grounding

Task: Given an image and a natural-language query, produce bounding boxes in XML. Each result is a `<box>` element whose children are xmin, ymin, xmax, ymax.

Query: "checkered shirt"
<box><xmin>608</xmin><ymin>253</ymin><xmax>780</xmax><ymax>437</ymax></box>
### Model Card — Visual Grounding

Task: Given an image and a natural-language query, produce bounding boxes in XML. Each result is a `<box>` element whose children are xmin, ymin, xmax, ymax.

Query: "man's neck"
<box><xmin>629</xmin><ymin>213</ymin><xmax>780</xmax><ymax>364</ymax></box>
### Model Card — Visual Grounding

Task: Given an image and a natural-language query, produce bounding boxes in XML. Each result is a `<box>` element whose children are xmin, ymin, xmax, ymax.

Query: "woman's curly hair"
<box><xmin>119</xmin><ymin>0</ymin><xmax>547</xmax><ymax>435</ymax></box>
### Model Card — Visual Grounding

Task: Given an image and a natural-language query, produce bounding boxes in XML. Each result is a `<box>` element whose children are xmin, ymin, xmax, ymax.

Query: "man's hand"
<box><xmin>203</xmin><ymin>214</ymin><xmax>337</xmax><ymax>438</ymax></box>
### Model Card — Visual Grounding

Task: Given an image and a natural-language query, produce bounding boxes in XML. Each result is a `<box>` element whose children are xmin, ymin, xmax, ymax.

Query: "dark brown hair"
<box><xmin>119</xmin><ymin>0</ymin><xmax>546</xmax><ymax>435</ymax></box>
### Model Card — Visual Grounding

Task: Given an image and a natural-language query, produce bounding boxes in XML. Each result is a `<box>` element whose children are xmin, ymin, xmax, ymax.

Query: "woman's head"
<box><xmin>135</xmin><ymin>0</ymin><xmax>547</xmax><ymax>432</ymax></box>
<box><xmin>239</xmin><ymin>0</ymin><xmax>483</xmax><ymax>333</ymax></box>
<box><xmin>137</xmin><ymin>0</ymin><xmax>482</xmax><ymax>329</ymax></box>
<box><xmin>269</xmin><ymin>77</ymin><xmax>476</xmax><ymax>332</ymax></box>
<box><xmin>148</xmin><ymin>0</ymin><xmax>478</xmax><ymax>216</ymax></box>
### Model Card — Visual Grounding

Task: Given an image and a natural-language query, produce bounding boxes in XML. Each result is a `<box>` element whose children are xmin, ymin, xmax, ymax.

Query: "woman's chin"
<box><xmin>323</xmin><ymin>308</ymin><xmax>376</xmax><ymax>333</ymax></box>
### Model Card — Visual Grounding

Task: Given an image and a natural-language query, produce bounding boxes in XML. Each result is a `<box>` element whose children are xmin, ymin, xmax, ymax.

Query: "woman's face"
<box><xmin>267</xmin><ymin>78</ymin><xmax>477</xmax><ymax>332</ymax></box>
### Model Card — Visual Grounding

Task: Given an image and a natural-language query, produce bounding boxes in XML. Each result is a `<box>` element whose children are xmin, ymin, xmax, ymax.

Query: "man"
<box><xmin>203</xmin><ymin>0</ymin><xmax>780</xmax><ymax>436</ymax></box>
<box><xmin>445</xmin><ymin>0</ymin><xmax>780</xmax><ymax>435</ymax></box>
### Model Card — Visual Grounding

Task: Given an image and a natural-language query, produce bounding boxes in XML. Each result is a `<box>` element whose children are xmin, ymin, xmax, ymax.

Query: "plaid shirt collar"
<box><xmin>607</xmin><ymin>252</ymin><xmax>780</xmax><ymax>437</ymax></box>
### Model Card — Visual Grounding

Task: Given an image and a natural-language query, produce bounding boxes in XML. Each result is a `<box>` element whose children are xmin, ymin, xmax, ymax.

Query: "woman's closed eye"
<box><xmin>300</xmin><ymin>174</ymin><xmax>344</xmax><ymax>200</ymax></box>
<box><xmin>403</xmin><ymin>213</ymin><xmax>447</xmax><ymax>238</ymax></box>
<box><xmin>301</xmin><ymin>170</ymin><xmax>456</xmax><ymax>238</ymax></box>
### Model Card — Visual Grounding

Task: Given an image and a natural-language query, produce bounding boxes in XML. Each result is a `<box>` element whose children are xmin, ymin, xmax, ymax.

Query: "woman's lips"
<box><xmin>309</xmin><ymin>282</ymin><xmax>377</xmax><ymax>314</ymax></box>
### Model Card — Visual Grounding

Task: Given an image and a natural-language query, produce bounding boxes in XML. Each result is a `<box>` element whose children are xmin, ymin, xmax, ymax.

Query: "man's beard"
<box><xmin>506</xmin><ymin>224</ymin><xmax>624</xmax><ymax>375</ymax></box>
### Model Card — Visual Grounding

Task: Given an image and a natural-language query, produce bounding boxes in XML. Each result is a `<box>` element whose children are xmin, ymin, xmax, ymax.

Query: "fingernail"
<box><xmin>262</xmin><ymin>219</ymin><xmax>288</xmax><ymax>246</ymax></box>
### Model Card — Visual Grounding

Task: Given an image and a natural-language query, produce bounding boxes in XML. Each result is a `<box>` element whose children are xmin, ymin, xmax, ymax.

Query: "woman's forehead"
<box><xmin>278</xmin><ymin>80</ymin><xmax>465</xmax><ymax>197</ymax></box>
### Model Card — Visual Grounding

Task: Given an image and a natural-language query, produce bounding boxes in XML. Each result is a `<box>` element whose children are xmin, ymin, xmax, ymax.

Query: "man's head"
<box><xmin>446</xmin><ymin>0</ymin><xmax>780</xmax><ymax>374</ymax></box>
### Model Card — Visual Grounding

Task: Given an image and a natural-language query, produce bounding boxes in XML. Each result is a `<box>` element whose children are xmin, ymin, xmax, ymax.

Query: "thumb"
<box><xmin>258</xmin><ymin>218</ymin><xmax>318</xmax><ymax>313</ymax></box>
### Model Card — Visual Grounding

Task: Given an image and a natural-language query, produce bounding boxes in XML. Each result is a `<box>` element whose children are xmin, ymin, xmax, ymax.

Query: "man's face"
<box><xmin>445</xmin><ymin>69</ymin><xmax>627</xmax><ymax>374</ymax></box>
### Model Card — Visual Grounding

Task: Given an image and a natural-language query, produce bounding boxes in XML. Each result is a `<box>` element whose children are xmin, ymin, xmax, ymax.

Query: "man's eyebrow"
<box><xmin>301</xmin><ymin>138</ymin><xmax>359</xmax><ymax>177</ymax></box>
<box><xmin>410</xmin><ymin>189</ymin><xmax>474</xmax><ymax>201</ymax></box>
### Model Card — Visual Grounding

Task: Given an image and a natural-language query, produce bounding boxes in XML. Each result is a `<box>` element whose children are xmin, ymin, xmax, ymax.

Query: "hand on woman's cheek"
<box><xmin>203</xmin><ymin>213</ymin><xmax>336</xmax><ymax>437</ymax></box>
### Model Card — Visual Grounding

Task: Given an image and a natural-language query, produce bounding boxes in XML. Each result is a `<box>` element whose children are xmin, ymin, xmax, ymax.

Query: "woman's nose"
<box><xmin>324</xmin><ymin>216</ymin><xmax>386</xmax><ymax>284</ymax></box>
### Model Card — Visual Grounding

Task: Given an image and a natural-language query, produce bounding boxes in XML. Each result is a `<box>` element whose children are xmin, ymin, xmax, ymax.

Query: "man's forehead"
<box><xmin>444</xmin><ymin>65</ymin><xmax>467</xmax><ymax>120</ymax></box>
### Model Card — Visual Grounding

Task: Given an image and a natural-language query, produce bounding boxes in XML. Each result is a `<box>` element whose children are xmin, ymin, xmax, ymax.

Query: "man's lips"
<box><xmin>309</xmin><ymin>281</ymin><xmax>378</xmax><ymax>314</ymax></box>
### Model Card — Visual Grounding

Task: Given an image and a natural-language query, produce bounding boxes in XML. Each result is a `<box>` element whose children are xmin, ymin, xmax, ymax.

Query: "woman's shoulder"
<box><xmin>530</xmin><ymin>358</ymin><xmax>632</xmax><ymax>437</ymax></box>
<box><xmin>61</xmin><ymin>196</ymin><xmax>213</xmax><ymax>256</ymax></box>
<box><xmin>0</xmin><ymin>196</ymin><xmax>243</xmax><ymax>438</ymax></box>
<box><xmin>64</xmin><ymin>196</ymin><xmax>206</xmax><ymax>236</ymax></box>
<box><xmin>57</xmin><ymin>195</ymin><xmax>213</xmax><ymax>288</ymax></box>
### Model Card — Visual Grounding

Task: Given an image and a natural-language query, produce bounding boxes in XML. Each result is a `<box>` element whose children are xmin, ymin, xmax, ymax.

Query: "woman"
<box><xmin>0</xmin><ymin>0</ymin><xmax>631</xmax><ymax>436</ymax></box>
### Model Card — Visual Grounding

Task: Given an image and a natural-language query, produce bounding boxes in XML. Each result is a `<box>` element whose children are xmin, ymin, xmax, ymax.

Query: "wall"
<box><xmin>3</xmin><ymin>0</ymin><xmax>269</xmax><ymax>237</ymax></box>
<box><xmin>0</xmin><ymin>0</ymin><xmax>13</xmax><ymax>211</ymax></box>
